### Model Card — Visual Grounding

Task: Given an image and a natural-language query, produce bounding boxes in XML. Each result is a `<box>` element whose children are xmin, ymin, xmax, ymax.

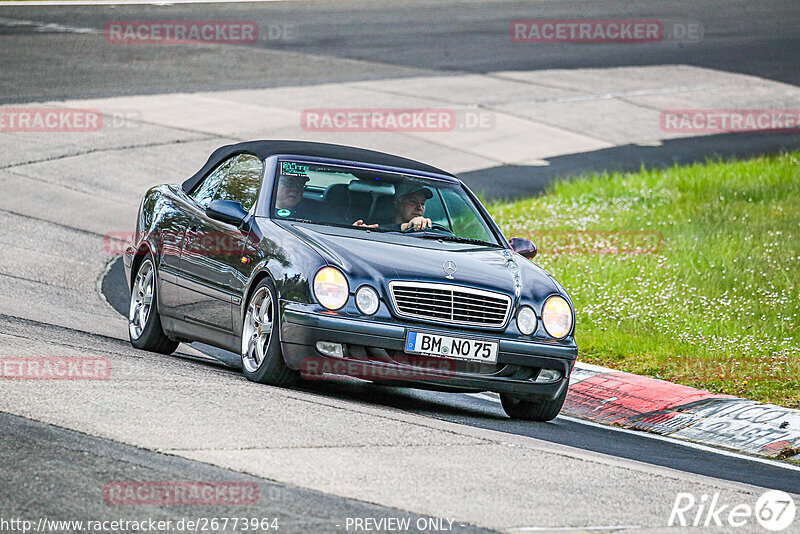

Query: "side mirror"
<box><xmin>206</xmin><ymin>199</ymin><xmax>248</xmax><ymax>227</ymax></box>
<box><xmin>509</xmin><ymin>237</ymin><xmax>537</xmax><ymax>259</ymax></box>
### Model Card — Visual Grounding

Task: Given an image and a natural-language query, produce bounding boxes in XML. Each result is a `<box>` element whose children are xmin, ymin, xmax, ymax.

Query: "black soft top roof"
<box><xmin>181</xmin><ymin>140</ymin><xmax>455</xmax><ymax>193</ymax></box>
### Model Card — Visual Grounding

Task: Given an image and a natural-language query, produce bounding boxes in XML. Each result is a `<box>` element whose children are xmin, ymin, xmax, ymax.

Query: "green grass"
<box><xmin>489</xmin><ymin>152</ymin><xmax>800</xmax><ymax>407</ymax></box>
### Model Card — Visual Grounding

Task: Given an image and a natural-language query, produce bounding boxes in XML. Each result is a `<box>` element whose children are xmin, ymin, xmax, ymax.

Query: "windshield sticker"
<box><xmin>277</xmin><ymin>209</ymin><xmax>291</xmax><ymax>217</ymax></box>
<box><xmin>280</xmin><ymin>161</ymin><xmax>309</xmax><ymax>177</ymax></box>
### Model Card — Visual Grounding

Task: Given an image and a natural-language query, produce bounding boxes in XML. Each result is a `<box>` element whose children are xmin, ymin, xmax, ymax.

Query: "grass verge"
<box><xmin>490</xmin><ymin>151</ymin><xmax>800</xmax><ymax>407</ymax></box>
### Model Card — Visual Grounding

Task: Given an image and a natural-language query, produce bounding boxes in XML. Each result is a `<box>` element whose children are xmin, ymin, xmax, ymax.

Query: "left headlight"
<box><xmin>313</xmin><ymin>267</ymin><xmax>349</xmax><ymax>310</ymax></box>
<box><xmin>516</xmin><ymin>306</ymin><xmax>537</xmax><ymax>335</ymax></box>
<box><xmin>542</xmin><ymin>295</ymin><xmax>573</xmax><ymax>339</ymax></box>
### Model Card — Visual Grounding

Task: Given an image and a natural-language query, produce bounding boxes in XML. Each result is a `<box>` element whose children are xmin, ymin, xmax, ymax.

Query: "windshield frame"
<box><xmin>256</xmin><ymin>154</ymin><xmax>509</xmax><ymax>248</ymax></box>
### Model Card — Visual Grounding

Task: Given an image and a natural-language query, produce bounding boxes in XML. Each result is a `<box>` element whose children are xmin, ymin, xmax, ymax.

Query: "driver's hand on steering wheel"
<box><xmin>400</xmin><ymin>216</ymin><xmax>432</xmax><ymax>232</ymax></box>
<box><xmin>353</xmin><ymin>220</ymin><xmax>378</xmax><ymax>228</ymax></box>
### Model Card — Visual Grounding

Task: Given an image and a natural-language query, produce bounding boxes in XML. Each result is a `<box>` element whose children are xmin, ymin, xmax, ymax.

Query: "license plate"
<box><xmin>404</xmin><ymin>331</ymin><xmax>498</xmax><ymax>363</ymax></box>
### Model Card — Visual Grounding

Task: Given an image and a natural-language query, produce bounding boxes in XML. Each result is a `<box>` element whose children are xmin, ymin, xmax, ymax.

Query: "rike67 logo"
<box><xmin>669</xmin><ymin>490</ymin><xmax>796</xmax><ymax>531</ymax></box>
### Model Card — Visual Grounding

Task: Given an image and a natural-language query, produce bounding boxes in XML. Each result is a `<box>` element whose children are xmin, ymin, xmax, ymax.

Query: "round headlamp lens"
<box><xmin>355</xmin><ymin>286</ymin><xmax>380</xmax><ymax>315</ymax></box>
<box><xmin>542</xmin><ymin>296</ymin><xmax>573</xmax><ymax>339</ymax></box>
<box><xmin>516</xmin><ymin>306</ymin><xmax>537</xmax><ymax>335</ymax></box>
<box><xmin>313</xmin><ymin>267</ymin><xmax>349</xmax><ymax>310</ymax></box>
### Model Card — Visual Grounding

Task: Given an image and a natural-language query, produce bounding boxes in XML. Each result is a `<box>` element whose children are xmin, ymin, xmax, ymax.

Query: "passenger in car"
<box><xmin>274</xmin><ymin>174</ymin><xmax>312</xmax><ymax>218</ymax></box>
<box><xmin>277</xmin><ymin>174</ymin><xmax>382</xmax><ymax>229</ymax></box>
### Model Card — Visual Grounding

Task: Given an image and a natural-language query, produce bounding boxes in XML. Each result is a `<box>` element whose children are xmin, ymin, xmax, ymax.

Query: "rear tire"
<box><xmin>500</xmin><ymin>380</ymin><xmax>569</xmax><ymax>422</ymax></box>
<box><xmin>128</xmin><ymin>254</ymin><xmax>179</xmax><ymax>355</ymax></box>
<box><xmin>240</xmin><ymin>278</ymin><xmax>299</xmax><ymax>387</ymax></box>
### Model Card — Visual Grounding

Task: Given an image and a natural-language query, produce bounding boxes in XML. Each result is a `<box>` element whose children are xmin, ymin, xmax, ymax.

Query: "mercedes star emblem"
<box><xmin>443</xmin><ymin>260</ymin><xmax>457</xmax><ymax>279</ymax></box>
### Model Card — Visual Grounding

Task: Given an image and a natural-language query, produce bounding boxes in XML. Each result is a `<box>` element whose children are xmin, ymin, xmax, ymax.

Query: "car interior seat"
<box><xmin>321</xmin><ymin>183</ymin><xmax>351</xmax><ymax>224</ymax></box>
<box><xmin>346</xmin><ymin>190</ymin><xmax>373</xmax><ymax>222</ymax></box>
<box><xmin>370</xmin><ymin>194</ymin><xmax>396</xmax><ymax>225</ymax></box>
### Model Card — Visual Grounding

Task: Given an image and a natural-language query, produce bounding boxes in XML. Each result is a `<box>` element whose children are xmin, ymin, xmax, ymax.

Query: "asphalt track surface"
<box><xmin>1</xmin><ymin>0</ymin><xmax>800</xmax><ymax>102</ymax></box>
<box><xmin>102</xmin><ymin>258</ymin><xmax>800</xmax><ymax>496</ymax></box>
<box><xmin>2</xmin><ymin>0</ymin><xmax>799</xmax><ymax>200</ymax></box>
<box><xmin>2</xmin><ymin>1</ymin><xmax>800</xmax><ymax>532</ymax></box>
<box><xmin>1</xmin><ymin>411</ymin><xmax>492</xmax><ymax>534</ymax></box>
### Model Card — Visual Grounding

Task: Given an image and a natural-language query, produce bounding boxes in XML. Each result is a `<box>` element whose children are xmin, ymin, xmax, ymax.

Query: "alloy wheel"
<box><xmin>242</xmin><ymin>287</ymin><xmax>274</xmax><ymax>373</ymax></box>
<box><xmin>129</xmin><ymin>260</ymin><xmax>154</xmax><ymax>340</ymax></box>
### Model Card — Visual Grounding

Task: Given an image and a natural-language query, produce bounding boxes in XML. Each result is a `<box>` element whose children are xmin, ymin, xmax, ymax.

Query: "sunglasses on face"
<box><xmin>279</xmin><ymin>177</ymin><xmax>306</xmax><ymax>189</ymax></box>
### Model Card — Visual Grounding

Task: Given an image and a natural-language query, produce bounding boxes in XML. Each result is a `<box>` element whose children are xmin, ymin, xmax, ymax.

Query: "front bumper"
<box><xmin>280</xmin><ymin>302</ymin><xmax>577</xmax><ymax>401</ymax></box>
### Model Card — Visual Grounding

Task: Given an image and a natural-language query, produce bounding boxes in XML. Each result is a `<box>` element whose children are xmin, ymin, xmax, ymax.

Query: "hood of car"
<box><xmin>279</xmin><ymin>222</ymin><xmax>561</xmax><ymax>304</ymax></box>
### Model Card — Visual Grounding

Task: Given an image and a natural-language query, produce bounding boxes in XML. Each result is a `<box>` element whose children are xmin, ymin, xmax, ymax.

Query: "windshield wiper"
<box><xmin>328</xmin><ymin>222</ymin><xmax>396</xmax><ymax>233</ymax></box>
<box><xmin>289</xmin><ymin>219</ymin><xmax>397</xmax><ymax>233</ymax></box>
<box><xmin>413</xmin><ymin>233</ymin><xmax>502</xmax><ymax>247</ymax></box>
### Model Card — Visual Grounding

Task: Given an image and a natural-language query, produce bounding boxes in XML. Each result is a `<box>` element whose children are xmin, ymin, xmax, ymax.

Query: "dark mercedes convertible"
<box><xmin>124</xmin><ymin>141</ymin><xmax>577</xmax><ymax>421</ymax></box>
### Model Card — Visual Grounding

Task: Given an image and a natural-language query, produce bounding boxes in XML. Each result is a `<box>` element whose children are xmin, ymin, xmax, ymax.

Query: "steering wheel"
<box><xmin>430</xmin><ymin>223</ymin><xmax>454</xmax><ymax>233</ymax></box>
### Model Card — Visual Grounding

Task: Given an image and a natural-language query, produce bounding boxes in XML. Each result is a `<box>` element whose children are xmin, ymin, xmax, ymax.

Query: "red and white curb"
<box><xmin>566</xmin><ymin>362</ymin><xmax>800</xmax><ymax>460</ymax></box>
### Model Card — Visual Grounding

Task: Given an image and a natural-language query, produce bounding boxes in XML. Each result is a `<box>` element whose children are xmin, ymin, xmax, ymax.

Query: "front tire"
<box><xmin>500</xmin><ymin>380</ymin><xmax>569</xmax><ymax>422</ymax></box>
<box><xmin>128</xmin><ymin>254</ymin><xmax>179</xmax><ymax>355</ymax></box>
<box><xmin>241</xmin><ymin>278</ymin><xmax>299</xmax><ymax>387</ymax></box>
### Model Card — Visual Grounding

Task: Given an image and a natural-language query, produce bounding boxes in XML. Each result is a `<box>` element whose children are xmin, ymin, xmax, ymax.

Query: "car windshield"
<box><xmin>271</xmin><ymin>160</ymin><xmax>501</xmax><ymax>246</ymax></box>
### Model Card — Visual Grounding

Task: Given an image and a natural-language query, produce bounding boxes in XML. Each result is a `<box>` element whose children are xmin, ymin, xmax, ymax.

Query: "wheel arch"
<box><xmin>241</xmin><ymin>267</ymin><xmax>279</xmax><ymax>323</ymax></box>
<box><xmin>129</xmin><ymin>243</ymin><xmax>153</xmax><ymax>288</ymax></box>
<box><xmin>129</xmin><ymin>242</ymin><xmax>170</xmax><ymax>319</ymax></box>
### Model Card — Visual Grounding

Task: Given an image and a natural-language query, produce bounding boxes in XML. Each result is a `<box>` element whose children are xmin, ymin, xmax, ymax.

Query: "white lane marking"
<box><xmin>548</xmin><ymin>85</ymin><xmax>718</xmax><ymax>104</ymax></box>
<box><xmin>0</xmin><ymin>0</ymin><xmax>293</xmax><ymax>5</ymax></box>
<box><xmin>573</xmin><ymin>361</ymin><xmax>620</xmax><ymax>374</ymax></box>
<box><xmin>0</xmin><ymin>16</ymin><xmax>96</xmax><ymax>33</ymax></box>
<box><xmin>564</xmin><ymin>367</ymin><xmax>601</xmax><ymax>385</ymax></box>
<box><xmin>466</xmin><ymin>393</ymin><xmax>800</xmax><ymax>473</ymax></box>
<box><xmin>508</xmin><ymin>526</ymin><xmax>639</xmax><ymax>532</ymax></box>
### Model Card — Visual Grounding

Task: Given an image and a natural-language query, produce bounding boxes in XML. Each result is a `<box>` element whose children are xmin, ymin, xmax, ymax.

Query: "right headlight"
<box><xmin>542</xmin><ymin>295</ymin><xmax>573</xmax><ymax>339</ymax></box>
<box><xmin>355</xmin><ymin>285</ymin><xmax>380</xmax><ymax>315</ymax></box>
<box><xmin>313</xmin><ymin>267</ymin><xmax>349</xmax><ymax>310</ymax></box>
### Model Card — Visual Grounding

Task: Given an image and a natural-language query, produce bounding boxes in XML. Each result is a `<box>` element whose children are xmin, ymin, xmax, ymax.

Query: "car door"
<box><xmin>208</xmin><ymin>154</ymin><xmax>267</xmax><ymax>325</ymax></box>
<box><xmin>176</xmin><ymin>154</ymin><xmax>263</xmax><ymax>333</ymax></box>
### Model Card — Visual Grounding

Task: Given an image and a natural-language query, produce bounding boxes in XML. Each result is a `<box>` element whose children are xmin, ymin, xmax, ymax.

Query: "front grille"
<box><xmin>389</xmin><ymin>281</ymin><xmax>511</xmax><ymax>328</ymax></box>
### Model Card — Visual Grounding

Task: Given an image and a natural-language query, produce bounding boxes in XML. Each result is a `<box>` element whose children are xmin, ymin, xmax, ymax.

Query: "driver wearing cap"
<box><xmin>353</xmin><ymin>183</ymin><xmax>433</xmax><ymax>231</ymax></box>
<box><xmin>391</xmin><ymin>183</ymin><xmax>433</xmax><ymax>231</ymax></box>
